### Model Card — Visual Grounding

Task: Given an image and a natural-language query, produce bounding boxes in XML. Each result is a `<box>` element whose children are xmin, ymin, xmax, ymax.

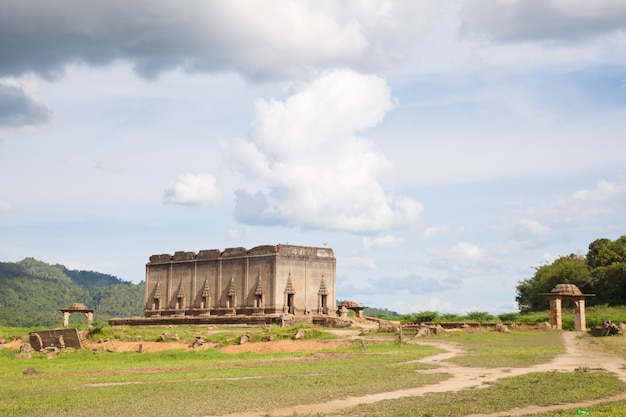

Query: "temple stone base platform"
<box><xmin>108</xmin><ymin>314</ymin><xmax>351</xmax><ymax>327</ymax></box>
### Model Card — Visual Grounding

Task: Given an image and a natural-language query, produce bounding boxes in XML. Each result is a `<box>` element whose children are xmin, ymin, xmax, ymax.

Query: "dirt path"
<box><xmin>205</xmin><ymin>332</ymin><xmax>626</xmax><ymax>417</ymax></box>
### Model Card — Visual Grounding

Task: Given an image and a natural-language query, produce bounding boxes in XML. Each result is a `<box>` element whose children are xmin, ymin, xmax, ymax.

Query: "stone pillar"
<box><xmin>549</xmin><ymin>297</ymin><xmax>562</xmax><ymax>330</ymax></box>
<box><xmin>62</xmin><ymin>312</ymin><xmax>70</xmax><ymax>328</ymax></box>
<box><xmin>86</xmin><ymin>312</ymin><xmax>93</xmax><ymax>328</ymax></box>
<box><xmin>574</xmin><ymin>297</ymin><xmax>587</xmax><ymax>331</ymax></box>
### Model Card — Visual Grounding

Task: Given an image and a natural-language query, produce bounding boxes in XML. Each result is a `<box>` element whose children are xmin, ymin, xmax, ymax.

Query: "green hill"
<box><xmin>0</xmin><ymin>258</ymin><xmax>144</xmax><ymax>327</ymax></box>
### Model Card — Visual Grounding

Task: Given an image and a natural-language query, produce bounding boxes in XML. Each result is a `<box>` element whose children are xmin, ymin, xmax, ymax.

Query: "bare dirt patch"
<box><xmin>202</xmin><ymin>332</ymin><xmax>626</xmax><ymax>417</ymax></box>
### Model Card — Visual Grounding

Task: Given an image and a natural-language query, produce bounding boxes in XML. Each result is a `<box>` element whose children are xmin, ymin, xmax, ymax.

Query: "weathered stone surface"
<box><xmin>173</xmin><ymin>251</ymin><xmax>196</xmax><ymax>261</ymax></box>
<box><xmin>20</xmin><ymin>343</ymin><xmax>33</xmax><ymax>353</ymax></box>
<box><xmin>294</xmin><ymin>329</ymin><xmax>311</xmax><ymax>339</ymax></box>
<box><xmin>537</xmin><ymin>322</ymin><xmax>552</xmax><ymax>330</ymax></box>
<box><xmin>598</xmin><ymin>320</ymin><xmax>622</xmax><ymax>336</ymax></box>
<box><xmin>495</xmin><ymin>323</ymin><xmax>511</xmax><ymax>333</ymax></box>
<box><xmin>416</xmin><ymin>327</ymin><xmax>431</xmax><ymax>337</ymax></box>
<box><xmin>150</xmin><ymin>254</ymin><xmax>172</xmax><ymax>263</ymax></box>
<box><xmin>15</xmin><ymin>345</ymin><xmax>33</xmax><ymax>359</ymax></box>
<box><xmin>160</xmin><ymin>332</ymin><xmax>179</xmax><ymax>341</ymax></box>
<box><xmin>29</xmin><ymin>328</ymin><xmax>81</xmax><ymax>351</ymax></box>
<box><xmin>191</xmin><ymin>336</ymin><xmax>206</xmax><ymax>348</ymax></box>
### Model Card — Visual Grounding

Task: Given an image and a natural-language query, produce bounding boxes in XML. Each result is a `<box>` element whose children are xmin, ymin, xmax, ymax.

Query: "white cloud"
<box><xmin>522</xmin><ymin>180</ymin><xmax>626</xmax><ymax>228</ymax></box>
<box><xmin>0</xmin><ymin>0</ymin><xmax>443</xmax><ymax>81</ymax></box>
<box><xmin>226</xmin><ymin>69</ymin><xmax>423</xmax><ymax>233</ymax></box>
<box><xmin>551</xmin><ymin>180</ymin><xmax>626</xmax><ymax>227</ymax></box>
<box><xmin>423</xmin><ymin>226</ymin><xmax>449</xmax><ymax>239</ymax></box>
<box><xmin>341</xmin><ymin>256</ymin><xmax>377</xmax><ymax>270</ymax></box>
<box><xmin>427</xmin><ymin>241</ymin><xmax>500</xmax><ymax>279</ymax></box>
<box><xmin>163</xmin><ymin>172</ymin><xmax>222</xmax><ymax>207</ymax></box>
<box><xmin>95</xmin><ymin>157</ymin><xmax>122</xmax><ymax>173</ymax></box>
<box><xmin>363</xmin><ymin>235</ymin><xmax>403</xmax><ymax>249</ymax></box>
<box><xmin>448</xmin><ymin>241</ymin><xmax>484</xmax><ymax>260</ymax></box>
<box><xmin>518</xmin><ymin>218</ymin><xmax>551</xmax><ymax>237</ymax></box>
<box><xmin>0</xmin><ymin>79</ymin><xmax>52</xmax><ymax>127</ymax></box>
<box><xmin>0</xmin><ymin>200</ymin><xmax>12</xmax><ymax>213</ymax></box>
<box><xmin>460</xmin><ymin>0</ymin><xmax>626</xmax><ymax>43</ymax></box>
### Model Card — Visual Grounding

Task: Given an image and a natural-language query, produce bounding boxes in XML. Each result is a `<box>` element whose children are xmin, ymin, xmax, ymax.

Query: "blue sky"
<box><xmin>1</xmin><ymin>1</ymin><xmax>625</xmax><ymax>314</ymax></box>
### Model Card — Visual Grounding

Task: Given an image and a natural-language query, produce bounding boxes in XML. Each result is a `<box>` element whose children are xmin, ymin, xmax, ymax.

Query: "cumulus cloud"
<box><xmin>0</xmin><ymin>0</ymin><xmax>442</xmax><ymax>81</ymax></box>
<box><xmin>423</xmin><ymin>226</ymin><xmax>449</xmax><ymax>239</ymax></box>
<box><xmin>224</xmin><ymin>69</ymin><xmax>423</xmax><ymax>233</ymax></box>
<box><xmin>163</xmin><ymin>172</ymin><xmax>222</xmax><ymax>207</ymax></box>
<box><xmin>448</xmin><ymin>241</ymin><xmax>484</xmax><ymax>260</ymax></box>
<box><xmin>341</xmin><ymin>256</ymin><xmax>378</xmax><ymax>270</ymax></box>
<box><xmin>500</xmin><ymin>179</ymin><xmax>626</xmax><ymax>251</ymax></box>
<box><xmin>0</xmin><ymin>200</ymin><xmax>12</xmax><ymax>213</ymax></box>
<box><xmin>519</xmin><ymin>180</ymin><xmax>626</xmax><ymax>231</ymax></box>
<box><xmin>461</xmin><ymin>0</ymin><xmax>626</xmax><ymax>43</ymax></box>
<box><xmin>0</xmin><ymin>81</ymin><xmax>52</xmax><ymax>127</ymax></box>
<box><xmin>427</xmin><ymin>241</ymin><xmax>502</xmax><ymax>278</ymax></box>
<box><xmin>517</xmin><ymin>218</ymin><xmax>551</xmax><ymax>237</ymax></box>
<box><xmin>363</xmin><ymin>235</ymin><xmax>404</xmax><ymax>249</ymax></box>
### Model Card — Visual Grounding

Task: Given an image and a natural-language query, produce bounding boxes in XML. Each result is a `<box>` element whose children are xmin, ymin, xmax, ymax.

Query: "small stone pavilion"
<box><xmin>540</xmin><ymin>284</ymin><xmax>594</xmax><ymax>331</ymax></box>
<box><xmin>141</xmin><ymin>244</ymin><xmax>337</xmax><ymax>322</ymax></box>
<box><xmin>60</xmin><ymin>303</ymin><xmax>94</xmax><ymax>328</ymax></box>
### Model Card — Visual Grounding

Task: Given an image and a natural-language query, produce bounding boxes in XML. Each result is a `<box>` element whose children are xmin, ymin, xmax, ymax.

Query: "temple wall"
<box><xmin>144</xmin><ymin>244</ymin><xmax>336</xmax><ymax>318</ymax></box>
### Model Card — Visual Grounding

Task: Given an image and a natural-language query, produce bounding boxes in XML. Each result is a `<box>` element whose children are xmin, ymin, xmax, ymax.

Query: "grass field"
<box><xmin>1</xmin><ymin>325</ymin><xmax>625</xmax><ymax>417</ymax></box>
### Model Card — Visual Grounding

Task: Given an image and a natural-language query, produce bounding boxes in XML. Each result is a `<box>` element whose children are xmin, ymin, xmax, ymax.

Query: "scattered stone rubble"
<box><xmin>590</xmin><ymin>320</ymin><xmax>624</xmax><ymax>337</ymax></box>
<box><xmin>191</xmin><ymin>336</ymin><xmax>206</xmax><ymax>348</ymax></box>
<box><xmin>160</xmin><ymin>332</ymin><xmax>180</xmax><ymax>341</ymax></box>
<box><xmin>294</xmin><ymin>328</ymin><xmax>311</xmax><ymax>339</ymax></box>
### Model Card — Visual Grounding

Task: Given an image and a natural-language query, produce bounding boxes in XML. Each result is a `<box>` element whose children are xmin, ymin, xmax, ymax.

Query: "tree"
<box><xmin>516</xmin><ymin>254</ymin><xmax>590</xmax><ymax>312</ymax></box>
<box><xmin>587</xmin><ymin>237</ymin><xmax>626</xmax><ymax>269</ymax></box>
<box><xmin>516</xmin><ymin>236</ymin><xmax>626</xmax><ymax>312</ymax></box>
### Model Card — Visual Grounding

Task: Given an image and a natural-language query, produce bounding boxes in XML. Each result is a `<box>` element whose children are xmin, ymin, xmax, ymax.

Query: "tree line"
<box><xmin>0</xmin><ymin>258</ymin><xmax>144</xmax><ymax>327</ymax></box>
<box><xmin>516</xmin><ymin>236</ymin><xmax>626</xmax><ymax>312</ymax></box>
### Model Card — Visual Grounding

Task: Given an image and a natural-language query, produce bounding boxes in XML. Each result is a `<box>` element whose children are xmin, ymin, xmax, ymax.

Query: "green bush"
<box><xmin>465</xmin><ymin>311</ymin><xmax>496</xmax><ymax>322</ymax></box>
<box><xmin>498</xmin><ymin>312</ymin><xmax>520</xmax><ymax>322</ymax></box>
<box><xmin>411</xmin><ymin>311</ymin><xmax>440</xmax><ymax>323</ymax></box>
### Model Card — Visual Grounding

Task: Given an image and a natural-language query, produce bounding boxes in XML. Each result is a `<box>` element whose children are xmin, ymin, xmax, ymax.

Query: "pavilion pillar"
<box><xmin>573</xmin><ymin>297</ymin><xmax>587</xmax><ymax>331</ymax></box>
<box><xmin>85</xmin><ymin>311</ymin><xmax>94</xmax><ymax>328</ymax></box>
<box><xmin>549</xmin><ymin>297</ymin><xmax>562</xmax><ymax>330</ymax></box>
<box><xmin>62</xmin><ymin>312</ymin><xmax>70</xmax><ymax>328</ymax></box>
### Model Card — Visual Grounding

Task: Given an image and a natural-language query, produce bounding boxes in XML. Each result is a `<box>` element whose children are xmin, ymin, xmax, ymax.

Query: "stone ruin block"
<box><xmin>173</xmin><ymin>251</ymin><xmax>196</xmax><ymax>261</ymax></box>
<box><xmin>150</xmin><ymin>254</ymin><xmax>172</xmax><ymax>263</ymax></box>
<box><xmin>248</xmin><ymin>245</ymin><xmax>278</xmax><ymax>255</ymax></box>
<box><xmin>197</xmin><ymin>249</ymin><xmax>221</xmax><ymax>259</ymax></box>
<box><xmin>222</xmin><ymin>247</ymin><xmax>248</xmax><ymax>257</ymax></box>
<box><xmin>29</xmin><ymin>328</ymin><xmax>82</xmax><ymax>351</ymax></box>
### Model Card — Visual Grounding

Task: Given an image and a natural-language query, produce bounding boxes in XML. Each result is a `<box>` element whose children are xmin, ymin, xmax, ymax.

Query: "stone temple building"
<box><xmin>143</xmin><ymin>244</ymin><xmax>337</xmax><ymax>320</ymax></box>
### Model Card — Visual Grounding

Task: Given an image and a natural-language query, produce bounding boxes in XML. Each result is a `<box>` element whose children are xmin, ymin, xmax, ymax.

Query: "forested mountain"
<box><xmin>516</xmin><ymin>236</ymin><xmax>626</xmax><ymax>311</ymax></box>
<box><xmin>0</xmin><ymin>258</ymin><xmax>144</xmax><ymax>327</ymax></box>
